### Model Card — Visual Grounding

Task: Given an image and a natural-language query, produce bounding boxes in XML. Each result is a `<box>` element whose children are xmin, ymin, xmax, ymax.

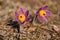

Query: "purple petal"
<box><xmin>37</xmin><ymin>16</ymin><xmax>43</xmax><ymax>23</ymax></box>
<box><xmin>37</xmin><ymin>8</ymin><xmax>42</xmax><ymax>13</ymax></box>
<box><xmin>25</xmin><ymin>10</ymin><xmax>29</xmax><ymax>17</ymax></box>
<box><xmin>46</xmin><ymin>11</ymin><xmax>52</xmax><ymax>16</ymax></box>
<box><xmin>20</xmin><ymin>22</ymin><xmax>24</xmax><ymax>25</ymax></box>
<box><xmin>19</xmin><ymin>8</ymin><xmax>24</xmax><ymax>14</ymax></box>
<box><xmin>36</xmin><ymin>8</ymin><xmax>42</xmax><ymax>15</ymax></box>
<box><xmin>42</xmin><ymin>5</ymin><xmax>48</xmax><ymax>10</ymax></box>
<box><xmin>15</xmin><ymin>12</ymin><xmax>19</xmax><ymax>21</ymax></box>
<box><xmin>15</xmin><ymin>12</ymin><xmax>18</xmax><ymax>17</ymax></box>
<box><xmin>25</xmin><ymin>18</ymin><xmax>30</xmax><ymax>21</ymax></box>
<box><xmin>43</xmin><ymin>17</ymin><xmax>48</xmax><ymax>23</ymax></box>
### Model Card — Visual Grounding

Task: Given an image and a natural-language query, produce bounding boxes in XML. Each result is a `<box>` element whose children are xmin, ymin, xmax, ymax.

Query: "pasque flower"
<box><xmin>15</xmin><ymin>8</ymin><xmax>30</xmax><ymax>25</ymax></box>
<box><xmin>36</xmin><ymin>5</ymin><xmax>52</xmax><ymax>23</ymax></box>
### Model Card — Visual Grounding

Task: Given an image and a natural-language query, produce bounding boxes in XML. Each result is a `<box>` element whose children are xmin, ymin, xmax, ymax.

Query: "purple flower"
<box><xmin>15</xmin><ymin>8</ymin><xmax>30</xmax><ymax>25</ymax></box>
<box><xmin>37</xmin><ymin>5</ymin><xmax>52</xmax><ymax>23</ymax></box>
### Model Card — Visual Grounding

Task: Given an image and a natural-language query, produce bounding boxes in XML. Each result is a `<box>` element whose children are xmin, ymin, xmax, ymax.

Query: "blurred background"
<box><xmin>0</xmin><ymin>0</ymin><xmax>60</xmax><ymax>40</ymax></box>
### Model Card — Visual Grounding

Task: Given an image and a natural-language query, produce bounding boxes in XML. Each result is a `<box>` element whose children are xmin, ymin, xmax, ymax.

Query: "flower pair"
<box><xmin>15</xmin><ymin>5</ymin><xmax>52</xmax><ymax>25</ymax></box>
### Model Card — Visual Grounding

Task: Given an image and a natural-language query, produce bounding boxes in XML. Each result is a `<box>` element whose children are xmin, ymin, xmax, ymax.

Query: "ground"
<box><xmin>0</xmin><ymin>0</ymin><xmax>60</xmax><ymax>40</ymax></box>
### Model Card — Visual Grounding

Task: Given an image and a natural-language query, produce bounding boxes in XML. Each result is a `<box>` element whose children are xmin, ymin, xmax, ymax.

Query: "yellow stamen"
<box><xmin>39</xmin><ymin>10</ymin><xmax>46</xmax><ymax>17</ymax></box>
<box><xmin>18</xmin><ymin>14</ymin><xmax>26</xmax><ymax>22</ymax></box>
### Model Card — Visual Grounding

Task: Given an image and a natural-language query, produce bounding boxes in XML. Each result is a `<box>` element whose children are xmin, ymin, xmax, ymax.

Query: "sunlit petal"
<box><xmin>19</xmin><ymin>8</ymin><xmax>24</xmax><ymax>14</ymax></box>
<box><xmin>46</xmin><ymin>11</ymin><xmax>52</xmax><ymax>16</ymax></box>
<box><xmin>43</xmin><ymin>17</ymin><xmax>48</xmax><ymax>23</ymax></box>
<box><xmin>37</xmin><ymin>16</ymin><xmax>43</xmax><ymax>23</ymax></box>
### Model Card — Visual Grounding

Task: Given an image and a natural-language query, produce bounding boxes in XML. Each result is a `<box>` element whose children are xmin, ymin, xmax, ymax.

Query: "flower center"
<box><xmin>39</xmin><ymin>10</ymin><xmax>46</xmax><ymax>17</ymax></box>
<box><xmin>20</xmin><ymin>16</ymin><xmax>22</xmax><ymax>18</ymax></box>
<box><xmin>18</xmin><ymin>14</ymin><xmax>26</xmax><ymax>22</ymax></box>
